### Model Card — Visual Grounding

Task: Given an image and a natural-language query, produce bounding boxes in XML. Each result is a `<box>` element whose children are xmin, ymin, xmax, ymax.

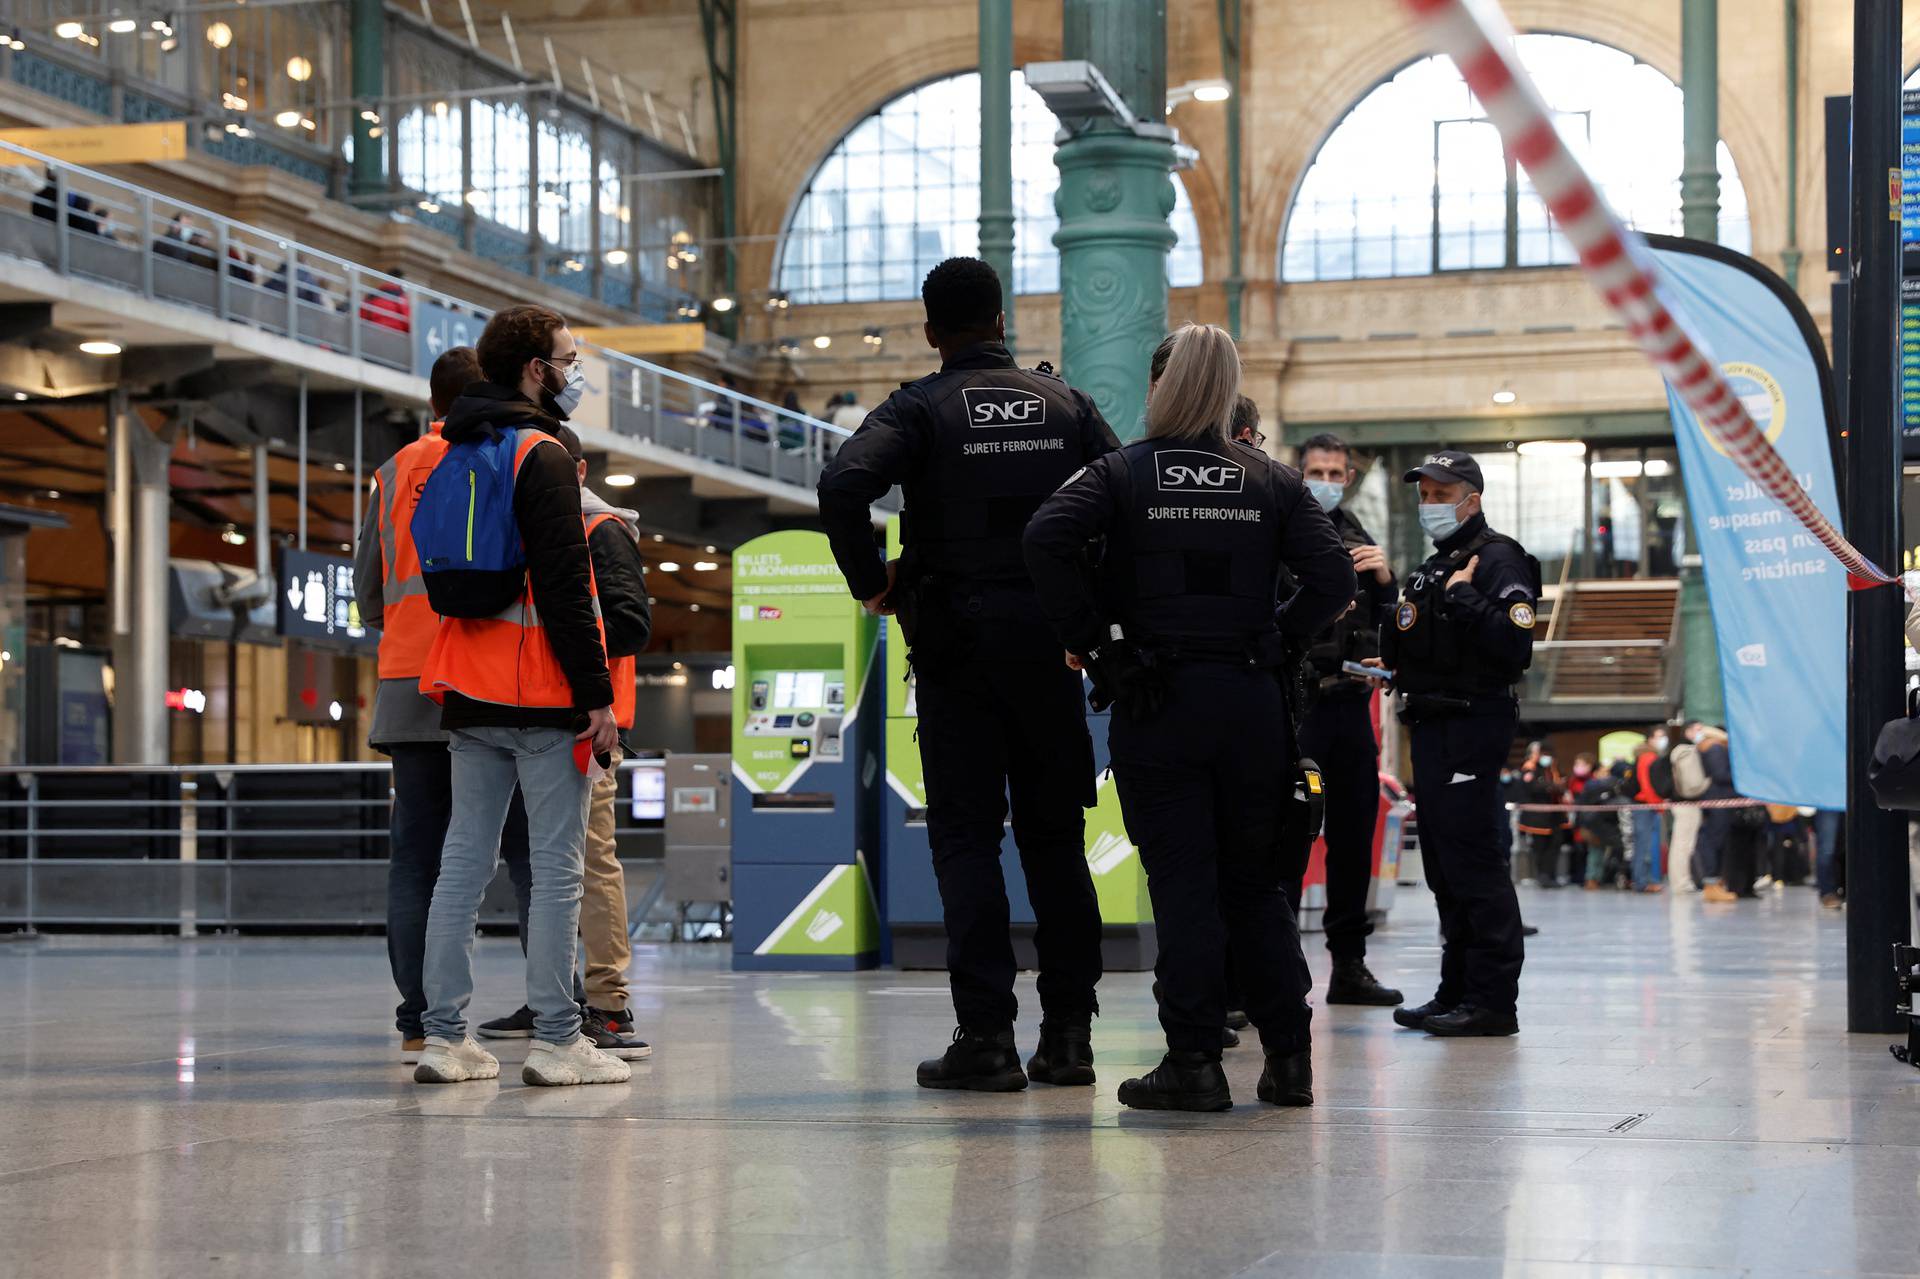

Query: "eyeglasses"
<box><xmin>1243</xmin><ymin>430</ymin><xmax>1267</xmax><ymax>449</ymax></box>
<box><xmin>542</xmin><ymin>354</ymin><xmax>582</xmax><ymax>369</ymax></box>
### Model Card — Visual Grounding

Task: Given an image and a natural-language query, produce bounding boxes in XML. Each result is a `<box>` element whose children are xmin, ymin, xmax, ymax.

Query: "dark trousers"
<box><xmin>1408</xmin><ymin>709</ymin><xmax>1525</xmax><ymax>1014</ymax></box>
<box><xmin>390</xmin><ymin>744</ymin><xmax>537</xmax><ymax>1036</ymax></box>
<box><xmin>1720</xmin><ymin>819</ymin><xmax>1761</xmax><ymax>896</ymax></box>
<box><xmin>1111</xmin><ymin>665</ymin><xmax>1313</xmax><ymax>1058</ymax></box>
<box><xmin>1292</xmin><ymin>694</ymin><xmax>1380</xmax><ymax>962</ymax></box>
<box><xmin>915</xmin><ymin>658</ymin><xmax>1103</xmax><ymax>1030</ymax></box>
<box><xmin>1693</xmin><ymin>807</ymin><xmax>1736</xmax><ymax>883</ymax></box>
<box><xmin>388</xmin><ymin>744</ymin><xmax>452</xmax><ymax>1039</ymax></box>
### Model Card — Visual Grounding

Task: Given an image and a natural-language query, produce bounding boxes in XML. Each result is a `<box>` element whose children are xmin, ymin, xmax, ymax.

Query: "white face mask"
<box><xmin>1418</xmin><ymin>500</ymin><xmax>1464</xmax><ymax>541</ymax></box>
<box><xmin>542</xmin><ymin>358</ymin><xmax>585</xmax><ymax>419</ymax></box>
<box><xmin>1305</xmin><ymin>479</ymin><xmax>1344</xmax><ymax>512</ymax></box>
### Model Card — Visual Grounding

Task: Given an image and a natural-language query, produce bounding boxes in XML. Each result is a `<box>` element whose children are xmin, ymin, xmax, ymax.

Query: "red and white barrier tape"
<box><xmin>1399</xmin><ymin>0</ymin><xmax>1906</xmax><ymax>597</ymax></box>
<box><xmin>1509</xmin><ymin>799</ymin><xmax>1768</xmax><ymax>814</ymax></box>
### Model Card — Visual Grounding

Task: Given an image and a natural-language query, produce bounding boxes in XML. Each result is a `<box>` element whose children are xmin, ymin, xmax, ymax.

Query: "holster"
<box><xmin>1400</xmin><ymin>691</ymin><xmax>1473</xmax><ymax>722</ymax></box>
<box><xmin>1277</xmin><ymin>757</ymin><xmax>1327</xmax><ymax>883</ymax></box>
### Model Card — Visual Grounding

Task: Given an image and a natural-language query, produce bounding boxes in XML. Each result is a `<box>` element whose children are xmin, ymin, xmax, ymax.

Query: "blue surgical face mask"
<box><xmin>1418</xmin><ymin>500</ymin><xmax>1464</xmax><ymax>542</ymax></box>
<box><xmin>542</xmin><ymin>359</ymin><xmax>586</xmax><ymax>419</ymax></box>
<box><xmin>1305</xmin><ymin>479</ymin><xmax>1344</xmax><ymax>512</ymax></box>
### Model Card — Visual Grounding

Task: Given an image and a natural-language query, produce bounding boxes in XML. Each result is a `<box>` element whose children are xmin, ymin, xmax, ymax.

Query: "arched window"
<box><xmin>779</xmin><ymin>72</ymin><xmax>1204</xmax><ymax>303</ymax></box>
<box><xmin>1281</xmin><ymin>35</ymin><xmax>1751</xmax><ymax>282</ymax></box>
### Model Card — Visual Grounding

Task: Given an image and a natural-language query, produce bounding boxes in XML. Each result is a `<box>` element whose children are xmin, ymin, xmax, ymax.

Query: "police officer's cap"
<box><xmin>1402</xmin><ymin>449</ymin><xmax>1484</xmax><ymax>492</ymax></box>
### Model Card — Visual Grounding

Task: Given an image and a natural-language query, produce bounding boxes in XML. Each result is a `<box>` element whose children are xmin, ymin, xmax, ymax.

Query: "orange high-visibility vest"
<box><xmin>371</xmin><ymin>422</ymin><xmax>448</xmax><ymax>680</ymax></box>
<box><xmin>585</xmin><ymin>510</ymin><xmax>638</xmax><ymax>729</ymax></box>
<box><xmin>420</xmin><ymin>430</ymin><xmax>606</xmax><ymax>710</ymax></box>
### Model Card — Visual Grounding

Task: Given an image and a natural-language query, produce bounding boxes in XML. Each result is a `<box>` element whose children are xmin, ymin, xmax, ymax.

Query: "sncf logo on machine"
<box><xmin>1156</xmin><ymin>450</ymin><xmax>1245</xmax><ymax>493</ymax></box>
<box><xmin>962</xmin><ymin>387</ymin><xmax>1048</xmax><ymax>428</ymax></box>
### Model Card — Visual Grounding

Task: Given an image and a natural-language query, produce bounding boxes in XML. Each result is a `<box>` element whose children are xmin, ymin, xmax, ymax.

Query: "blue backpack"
<box><xmin>412</xmin><ymin>427</ymin><xmax>528</xmax><ymax>619</ymax></box>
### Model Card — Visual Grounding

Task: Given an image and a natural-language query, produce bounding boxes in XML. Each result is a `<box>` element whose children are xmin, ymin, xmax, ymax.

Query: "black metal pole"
<box><xmin>1845</xmin><ymin>0</ymin><xmax>1911</xmax><ymax>1034</ymax></box>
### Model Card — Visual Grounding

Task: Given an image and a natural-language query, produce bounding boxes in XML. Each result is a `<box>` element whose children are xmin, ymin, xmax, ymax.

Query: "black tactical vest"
<box><xmin>1100</xmin><ymin>439</ymin><xmax>1284</xmax><ymax>648</ymax></box>
<box><xmin>903</xmin><ymin>367</ymin><xmax>1095</xmax><ymax>581</ymax></box>
<box><xmin>1303</xmin><ymin>511</ymin><xmax>1383</xmax><ymax>685</ymax></box>
<box><xmin>1380</xmin><ymin>527</ymin><xmax>1538</xmax><ymax>695</ymax></box>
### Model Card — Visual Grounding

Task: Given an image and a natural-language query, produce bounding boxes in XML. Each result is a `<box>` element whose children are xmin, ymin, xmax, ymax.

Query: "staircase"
<box><xmin>1521</xmin><ymin>579</ymin><xmax>1682</xmax><ymax>723</ymax></box>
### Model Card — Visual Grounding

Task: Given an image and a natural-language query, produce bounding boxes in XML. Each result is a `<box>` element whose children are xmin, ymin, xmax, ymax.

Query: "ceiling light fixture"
<box><xmin>274</xmin><ymin>109</ymin><xmax>301</xmax><ymax>128</ymax></box>
<box><xmin>604</xmin><ymin>472</ymin><xmax>636</xmax><ymax>487</ymax></box>
<box><xmin>812</xmin><ymin>334</ymin><xmax>832</xmax><ymax>349</ymax></box>
<box><xmin>205</xmin><ymin>20</ymin><xmax>231</xmax><ymax>46</ymax></box>
<box><xmin>1492</xmin><ymin>385</ymin><xmax>1518</xmax><ymax>406</ymax></box>
<box><xmin>692</xmin><ymin>560</ymin><xmax>718</xmax><ymax>572</ymax></box>
<box><xmin>657</xmin><ymin>560</ymin><xmax>680</xmax><ymax>572</ymax></box>
<box><xmin>709</xmin><ymin>296</ymin><xmax>736</xmax><ymax>314</ymax></box>
<box><xmin>55</xmin><ymin>20</ymin><xmax>84</xmax><ymax>38</ymax></box>
<box><xmin>79</xmin><ymin>340</ymin><xmax>122</xmax><ymax>356</ymax></box>
<box><xmin>108</xmin><ymin>18</ymin><xmax>137</xmax><ymax>34</ymax></box>
<box><xmin>603</xmin><ymin>248</ymin><xmax>629</xmax><ymax>266</ymax></box>
<box><xmin>1514</xmin><ymin>439</ymin><xmax>1587</xmax><ymax>458</ymax></box>
<box><xmin>285</xmin><ymin>55</ymin><xmax>312</xmax><ymax>82</ymax></box>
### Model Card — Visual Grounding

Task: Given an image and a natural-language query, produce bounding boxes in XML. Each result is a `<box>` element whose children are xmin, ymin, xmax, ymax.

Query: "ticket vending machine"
<box><xmin>881</xmin><ymin>521</ymin><xmax>1156</xmax><ymax>970</ymax></box>
<box><xmin>730</xmin><ymin>530</ymin><xmax>883</xmax><ymax>970</ymax></box>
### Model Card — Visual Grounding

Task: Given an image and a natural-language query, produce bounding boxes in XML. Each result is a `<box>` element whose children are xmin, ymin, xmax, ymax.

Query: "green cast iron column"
<box><xmin>350</xmin><ymin>0</ymin><xmax>385</xmax><ymax>196</ymax></box>
<box><xmin>1680</xmin><ymin>0</ymin><xmax>1720</xmax><ymax>241</ymax></box>
<box><xmin>1056</xmin><ymin>0</ymin><xmax>1176</xmax><ymax>439</ymax></box>
<box><xmin>1678</xmin><ymin>0</ymin><xmax>1723</xmax><ymax>723</ymax></box>
<box><xmin>980</xmin><ymin>0</ymin><xmax>1017</xmax><ymax>350</ymax></box>
<box><xmin>1217</xmin><ymin>0</ymin><xmax>1244</xmax><ymax>337</ymax></box>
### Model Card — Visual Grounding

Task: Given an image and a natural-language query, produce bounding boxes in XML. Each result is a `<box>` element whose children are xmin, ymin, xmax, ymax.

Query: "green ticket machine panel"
<box><xmin>730</xmin><ymin>531</ymin><xmax>882</xmax><ymax>970</ymax></box>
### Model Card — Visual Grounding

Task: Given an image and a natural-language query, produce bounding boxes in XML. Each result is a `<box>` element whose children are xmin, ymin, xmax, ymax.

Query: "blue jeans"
<box><xmin>1814</xmin><ymin>808</ymin><xmax>1842</xmax><ymax>897</ymax></box>
<box><xmin>1629</xmin><ymin>808</ymin><xmax>1662</xmax><ymax>889</ymax></box>
<box><xmin>423</xmin><ymin>727</ymin><xmax>591</xmax><ymax>1045</ymax></box>
<box><xmin>387</xmin><ymin>744</ymin><xmax>530</xmax><ymax>1037</ymax></box>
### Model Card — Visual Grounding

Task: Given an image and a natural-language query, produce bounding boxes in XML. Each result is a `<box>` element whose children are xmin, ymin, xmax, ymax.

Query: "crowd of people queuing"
<box><xmin>1505</xmin><ymin>725</ymin><xmax>1844</xmax><ymax>908</ymax></box>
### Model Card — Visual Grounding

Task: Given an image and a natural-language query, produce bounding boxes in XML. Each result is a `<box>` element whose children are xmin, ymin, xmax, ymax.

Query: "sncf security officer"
<box><xmin>1289</xmin><ymin>433</ymin><xmax>1403</xmax><ymax>1007</ymax></box>
<box><xmin>818</xmin><ymin>257</ymin><xmax>1119</xmax><ymax>1092</ymax></box>
<box><xmin>1373</xmin><ymin>450</ymin><xmax>1539</xmax><ymax>1037</ymax></box>
<box><xmin>1025</xmin><ymin>325</ymin><xmax>1355</xmax><ymax>1112</ymax></box>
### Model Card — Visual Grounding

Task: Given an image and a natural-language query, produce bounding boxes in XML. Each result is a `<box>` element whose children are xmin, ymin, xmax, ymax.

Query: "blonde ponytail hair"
<box><xmin>1145</xmin><ymin>324</ymin><xmax>1241</xmax><ymax>447</ymax></box>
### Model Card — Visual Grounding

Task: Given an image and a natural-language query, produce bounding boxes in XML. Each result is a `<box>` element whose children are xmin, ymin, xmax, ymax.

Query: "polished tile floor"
<box><xmin>1</xmin><ymin>885</ymin><xmax>1914</xmax><ymax>1278</ymax></box>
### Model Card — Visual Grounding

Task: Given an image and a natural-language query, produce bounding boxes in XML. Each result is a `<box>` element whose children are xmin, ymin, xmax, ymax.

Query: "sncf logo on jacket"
<box><xmin>962</xmin><ymin>386</ymin><xmax>1048</xmax><ymax>428</ymax></box>
<box><xmin>1156</xmin><ymin>450</ymin><xmax>1246</xmax><ymax>493</ymax></box>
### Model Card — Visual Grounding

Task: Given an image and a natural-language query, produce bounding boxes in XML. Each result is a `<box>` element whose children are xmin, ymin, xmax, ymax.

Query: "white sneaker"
<box><xmin>413</xmin><ymin>1035</ymin><xmax>500</xmax><ymax>1084</ymax></box>
<box><xmin>1755</xmin><ymin>875</ymin><xmax>1776</xmax><ymax>891</ymax></box>
<box><xmin>523</xmin><ymin>1036</ymin><xmax>632</xmax><ymax>1087</ymax></box>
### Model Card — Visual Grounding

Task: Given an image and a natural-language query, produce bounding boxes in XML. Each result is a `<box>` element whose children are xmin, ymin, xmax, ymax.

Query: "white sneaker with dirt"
<box><xmin>522</xmin><ymin>1036</ymin><xmax>633</xmax><ymax>1087</ymax></box>
<box><xmin>413</xmin><ymin>1036</ymin><xmax>500</xmax><ymax>1084</ymax></box>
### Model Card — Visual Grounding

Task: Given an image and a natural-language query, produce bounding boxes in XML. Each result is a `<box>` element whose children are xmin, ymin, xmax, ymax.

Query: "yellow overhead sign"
<box><xmin>577</xmin><ymin>324</ymin><xmax>708</xmax><ymax>356</ymax></box>
<box><xmin>0</xmin><ymin>122</ymin><xmax>190</xmax><ymax>166</ymax></box>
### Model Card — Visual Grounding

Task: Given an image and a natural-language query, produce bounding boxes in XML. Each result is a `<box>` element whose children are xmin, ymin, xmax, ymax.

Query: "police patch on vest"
<box><xmin>1155</xmin><ymin>450</ymin><xmax>1246</xmax><ymax>493</ymax></box>
<box><xmin>961</xmin><ymin>386</ymin><xmax>1048</xmax><ymax>429</ymax></box>
<box><xmin>1395</xmin><ymin>601</ymin><xmax>1417</xmax><ymax>631</ymax></box>
<box><xmin>1509</xmin><ymin>602</ymin><xmax>1536</xmax><ymax>629</ymax></box>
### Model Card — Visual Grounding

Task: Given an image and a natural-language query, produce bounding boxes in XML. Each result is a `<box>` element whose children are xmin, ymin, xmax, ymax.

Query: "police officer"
<box><xmin>817</xmin><ymin>256</ymin><xmax>1118</xmax><ymax>1092</ymax></box>
<box><xmin>1286</xmin><ymin>432</ymin><xmax>1404</xmax><ymax>1007</ymax></box>
<box><xmin>1025</xmin><ymin>324</ymin><xmax>1355</xmax><ymax>1111</ymax></box>
<box><xmin>1373</xmin><ymin>450</ymin><xmax>1538</xmax><ymax>1037</ymax></box>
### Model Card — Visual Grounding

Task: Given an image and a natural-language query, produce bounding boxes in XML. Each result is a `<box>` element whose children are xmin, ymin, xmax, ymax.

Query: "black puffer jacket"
<box><xmin>437</xmin><ymin>382</ymin><xmax>612</xmax><ymax>730</ymax></box>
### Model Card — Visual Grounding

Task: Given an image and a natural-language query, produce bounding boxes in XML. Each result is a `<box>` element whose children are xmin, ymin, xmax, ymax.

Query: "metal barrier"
<box><xmin>0</xmin><ymin>139</ymin><xmax>872</xmax><ymax>503</ymax></box>
<box><xmin>0</xmin><ymin>761</ymin><xmax>665</xmax><ymax>934</ymax></box>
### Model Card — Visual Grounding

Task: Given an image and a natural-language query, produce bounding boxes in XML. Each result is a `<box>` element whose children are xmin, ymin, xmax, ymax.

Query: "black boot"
<box><xmin>1391</xmin><ymin>998</ymin><xmax>1454</xmax><ymax>1030</ymax></box>
<box><xmin>1224</xmin><ymin>1008</ymin><xmax>1251</xmax><ymax>1031</ymax></box>
<box><xmin>1255</xmin><ymin>1048</ymin><xmax>1313</xmax><ymax>1107</ymax></box>
<box><xmin>1222</xmin><ymin>1024</ymin><xmax>1241</xmax><ymax>1049</ymax></box>
<box><xmin>917</xmin><ymin>1028</ymin><xmax>1028</xmax><ymax>1091</ymax></box>
<box><xmin>1424</xmin><ymin>1004</ymin><xmax>1519</xmax><ymax>1038</ymax></box>
<box><xmin>1325</xmin><ymin>959</ymin><xmax>1404</xmax><ymax>1007</ymax></box>
<box><xmin>1026</xmin><ymin>1021</ymin><xmax>1095</xmax><ymax>1086</ymax></box>
<box><xmin>1117</xmin><ymin>1051</ymin><xmax>1231</xmax><ymax>1112</ymax></box>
